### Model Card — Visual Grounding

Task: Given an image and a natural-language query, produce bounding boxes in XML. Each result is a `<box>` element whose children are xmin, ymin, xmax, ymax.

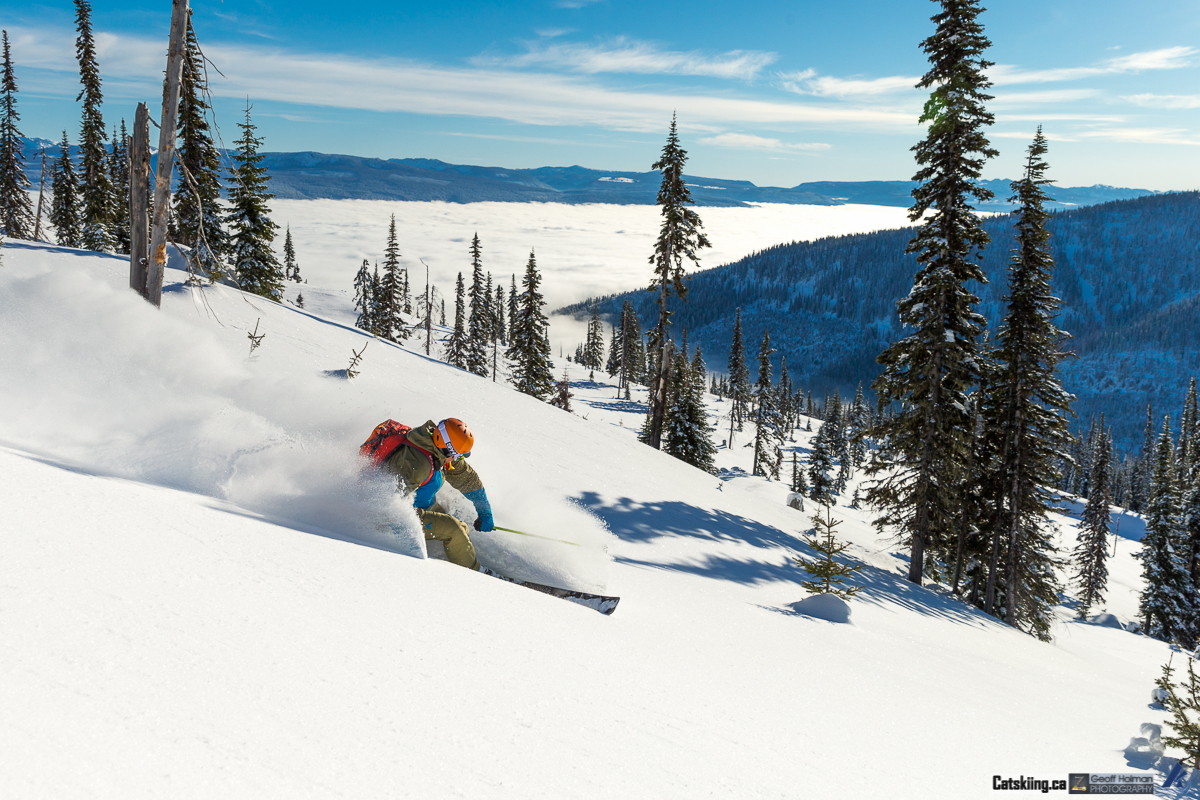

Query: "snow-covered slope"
<box><xmin>0</xmin><ymin>240</ymin><xmax>1191</xmax><ymax>798</ymax></box>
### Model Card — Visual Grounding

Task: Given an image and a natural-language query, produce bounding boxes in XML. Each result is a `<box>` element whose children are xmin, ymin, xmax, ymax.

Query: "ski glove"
<box><xmin>464</xmin><ymin>488</ymin><xmax>494</xmax><ymax>532</ymax></box>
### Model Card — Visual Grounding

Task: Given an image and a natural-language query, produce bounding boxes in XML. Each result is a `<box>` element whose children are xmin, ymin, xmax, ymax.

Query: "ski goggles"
<box><xmin>437</xmin><ymin>421</ymin><xmax>471</xmax><ymax>463</ymax></box>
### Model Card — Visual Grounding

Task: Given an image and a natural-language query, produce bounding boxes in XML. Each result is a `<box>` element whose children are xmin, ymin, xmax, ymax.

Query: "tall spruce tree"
<box><xmin>446</xmin><ymin>272</ymin><xmax>469</xmax><ymax>369</ymax></box>
<box><xmin>226</xmin><ymin>103</ymin><xmax>282</xmax><ymax>300</ymax></box>
<box><xmin>644</xmin><ymin>114</ymin><xmax>711</xmax><ymax>449</ymax></box>
<box><xmin>1140</xmin><ymin>416</ymin><xmax>1196</xmax><ymax>646</ymax></box>
<box><xmin>1180</xmin><ymin>378</ymin><xmax>1199</xmax><ymax>487</ymax></box>
<box><xmin>866</xmin><ymin>0</ymin><xmax>997</xmax><ymax>586</ymax></box>
<box><xmin>73</xmin><ymin>0</ymin><xmax>114</xmax><ymax>252</ymax></box>
<box><xmin>1074</xmin><ymin>425</ymin><xmax>1112</xmax><ymax>618</ymax></box>
<box><xmin>465</xmin><ymin>233</ymin><xmax>489</xmax><ymax>376</ymax></box>
<box><xmin>174</xmin><ymin>13</ymin><xmax>226</xmax><ymax>278</ymax></box>
<box><xmin>977</xmin><ymin>129</ymin><xmax>1073</xmax><ymax>640</ymax></box>
<box><xmin>727</xmin><ymin>308</ymin><xmax>751</xmax><ymax>446</ymax></box>
<box><xmin>751</xmin><ymin>330</ymin><xmax>784</xmax><ymax>480</ymax></box>
<box><xmin>0</xmin><ymin>31</ymin><xmax>34</xmax><ymax>240</ymax></box>
<box><xmin>49</xmin><ymin>131</ymin><xmax>81</xmax><ymax>247</ymax></box>
<box><xmin>507</xmin><ymin>250</ymin><xmax>555</xmax><ymax>400</ymax></box>
<box><xmin>808</xmin><ymin>424</ymin><xmax>836</xmax><ymax>506</ymax></box>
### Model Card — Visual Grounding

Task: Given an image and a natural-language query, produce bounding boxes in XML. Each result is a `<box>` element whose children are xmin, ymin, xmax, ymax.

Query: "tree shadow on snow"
<box><xmin>577</xmin><ymin>491</ymin><xmax>991</xmax><ymax>627</ymax></box>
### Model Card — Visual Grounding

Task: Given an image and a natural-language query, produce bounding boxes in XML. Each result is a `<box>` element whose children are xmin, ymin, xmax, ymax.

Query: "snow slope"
<box><xmin>0</xmin><ymin>240</ymin><xmax>1193</xmax><ymax>798</ymax></box>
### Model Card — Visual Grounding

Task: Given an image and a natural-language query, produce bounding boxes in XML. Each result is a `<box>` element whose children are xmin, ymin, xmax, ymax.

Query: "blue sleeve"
<box><xmin>411</xmin><ymin>470</ymin><xmax>444</xmax><ymax>510</ymax></box>
<box><xmin>463</xmin><ymin>488</ymin><xmax>493</xmax><ymax>532</ymax></box>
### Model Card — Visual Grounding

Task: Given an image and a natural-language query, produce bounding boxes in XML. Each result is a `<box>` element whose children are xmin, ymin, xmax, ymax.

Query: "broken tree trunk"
<box><xmin>144</xmin><ymin>0</ymin><xmax>190</xmax><ymax>307</ymax></box>
<box><xmin>129</xmin><ymin>102</ymin><xmax>151</xmax><ymax>296</ymax></box>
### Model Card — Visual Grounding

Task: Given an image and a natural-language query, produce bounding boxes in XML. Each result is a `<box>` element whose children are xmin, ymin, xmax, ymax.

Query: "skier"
<box><xmin>380</xmin><ymin>418</ymin><xmax>494</xmax><ymax>570</ymax></box>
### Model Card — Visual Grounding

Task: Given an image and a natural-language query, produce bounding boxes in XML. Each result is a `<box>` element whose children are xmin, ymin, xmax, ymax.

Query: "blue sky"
<box><xmin>4</xmin><ymin>0</ymin><xmax>1200</xmax><ymax>189</ymax></box>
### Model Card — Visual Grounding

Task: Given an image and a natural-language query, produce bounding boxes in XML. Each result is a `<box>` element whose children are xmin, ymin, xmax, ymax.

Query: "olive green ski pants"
<box><xmin>418</xmin><ymin>502</ymin><xmax>480</xmax><ymax>570</ymax></box>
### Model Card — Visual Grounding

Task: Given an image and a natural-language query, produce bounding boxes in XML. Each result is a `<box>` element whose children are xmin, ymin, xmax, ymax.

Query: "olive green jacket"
<box><xmin>383</xmin><ymin>419</ymin><xmax>484</xmax><ymax>496</ymax></box>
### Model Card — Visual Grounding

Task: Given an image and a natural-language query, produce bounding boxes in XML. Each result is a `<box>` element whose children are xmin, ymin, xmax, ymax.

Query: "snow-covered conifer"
<box><xmin>1139</xmin><ymin>417</ymin><xmax>1195</xmax><ymax>646</ymax></box>
<box><xmin>373</xmin><ymin>214</ymin><xmax>409</xmax><ymax>341</ymax></box>
<box><xmin>506</xmin><ymin>250</ymin><xmax>555</xmax><ymax>400</ymax></box>
<box><xmin>644</xmin><ymin>113</ymin><xmax>710</xmax><ymax>449</ymax></box>
<box><xmin>282</xmin><ymin>226</ymin><xmax>300</xmax><ymax>282</ymax></box>
<box><xmin>465</xmin><ymin>233</ymin><xmax>489</xmax><ymax>376</ymax></box>
<box><xmin>1074</xmin><ymin>425</ymin><xmax>1112</xmax><ymax>618</ymax></box>
<box><xmin>352</xmin><ymin>259</ymin><xmax>373</xmax><ymax>333</ymax></box>
<box><xmin>726</xmin><ymin>308</ymin><xmax>751</xmax><ymax>446</ymax></box>
<box><xmin>809</xmin><ymin>422</ymin><xmax>836</xmax><ymax>505</ymax></box>
<box><xmin>663</xmin><ymin>342</ymin><xmax>716</xmax><ymax>473</ymax></box>
<box><xmin>73</xmin><ymin>0</ymin><xmax>115</xmax><ymax>253</ymax></box>
<box><xmin>49</xmin><ymin>131</ymin><xmax>81</xmax><ymax>247</ymax></box>
<box><xmin>226</xmin><ymin>103</ymin><xmax>282</xmax><ymax>300</ymax></box>
<box><xmin>0</xmin><ymin>31</ymin><xmax>34</xmax><ymax>240</ymax></box>
<box><xmin>751</xmin><ymin>330</ymin><xmax>783</xmax><ymax>480</ymax></box>
<box><xmin>107</xmin><ymin>120</ymin><xmax>129</xmax><ymax>254</ymax></box>
<box><xmin>446</xmin><ymin>272</ymin><xmax>469</xmax><ymax>369</ymax></box>
<box><xmin>866</xmin><ymin>0</ymin><xmax>997</xmax><ymax>586</ymax></box>
<box><xmin>979</xmin><ymin>129</ymin><xmax>1072</xmax><ymax>639</ymax></box>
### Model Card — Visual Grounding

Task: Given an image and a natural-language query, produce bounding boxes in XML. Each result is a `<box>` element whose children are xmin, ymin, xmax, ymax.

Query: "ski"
<box><xmin>480</xmin><ymin>566</ymin><xmax>620</xmax><ymax>616</ymax></box>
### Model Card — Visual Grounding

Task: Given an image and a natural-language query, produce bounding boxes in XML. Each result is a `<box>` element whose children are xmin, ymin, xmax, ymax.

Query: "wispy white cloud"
<box><xmin>699</xmin><ymin>133</ymin><xmax>831</xmax><ymax>152</ymax></box>
<box><xmin>1125</xmin><ymin>93</ymin><xmax>1200</xmax><ymax>110</ymax></box>
<box><xmin>7</xmin><ymin>25</ymin><xmax>911</xmax><ymax>135</ymax></box>
<box><xmin>989</xmin><ymin>46</ymin><xmax>1197</xmax><ymax>85</ymax></box>
<box><xmin>990</xmin><ymin>89</ymin><xmax>1103</xmax><ymax>105</ymax></box>
<box><xmin>477</xmin><ymin>37</ymin><xmax>778</xmax><ymax>80</ymax></box>
<box><xmin>1074</xmin><ymin>126</ymin><xmax>1200</xmax><ymax>146</ymax></box>
<box><xmin>555</xmin><ymin>0</ymin><xmax>604</xmax><ymax>8</ymax></box>
<box><xmin>535</xmin><ymin>28</ymin><xmax>574</xmax><ymax>39</ymax></box>
<box><xmin>780</xmin><ymin>71</ymin><xmax>919</xmax><ymax>98</ymax></box>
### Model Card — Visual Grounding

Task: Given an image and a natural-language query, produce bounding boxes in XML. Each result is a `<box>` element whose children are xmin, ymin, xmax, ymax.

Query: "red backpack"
<box><xmin>359</xmin><ymin>420</ymin><xmax>438</xmax><ymax>473</ymax></box>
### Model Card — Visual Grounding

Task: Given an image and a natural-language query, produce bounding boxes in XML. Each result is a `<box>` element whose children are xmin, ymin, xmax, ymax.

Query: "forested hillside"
<box><xmin>565</xmin><ymin>192</ymin><xmax>1200</xmax><ymax>449</ymax></box>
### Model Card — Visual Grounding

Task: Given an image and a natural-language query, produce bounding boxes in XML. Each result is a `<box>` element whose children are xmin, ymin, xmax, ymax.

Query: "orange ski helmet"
<box><xmin>433</xmin><ymin>418</ymin><xmax>474</xmax><ymax>461</ymax></box>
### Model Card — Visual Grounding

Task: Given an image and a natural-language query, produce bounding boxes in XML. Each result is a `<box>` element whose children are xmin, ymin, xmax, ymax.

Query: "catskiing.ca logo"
<box><xmin>993</xmin><ymin>775</ymin><xmax>1067</xmax><ymax>793</ymax></box>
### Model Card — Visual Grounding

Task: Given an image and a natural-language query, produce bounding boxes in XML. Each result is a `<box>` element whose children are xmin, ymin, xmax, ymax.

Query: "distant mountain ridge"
<box><xmin>18</xmin><ymin>136</ymin><xmax>1156</xmax><ymax>211</ymax></box>
<box><xmin>561</xmin><ymin>192</ymin><xmax>1200</xmax><ymax>451</ymax></box>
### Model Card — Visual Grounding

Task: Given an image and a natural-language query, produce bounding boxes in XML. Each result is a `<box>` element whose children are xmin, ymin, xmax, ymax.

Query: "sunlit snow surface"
<box><xmin>2</xmin><ymin>240</ymin><xmax>1197</xmax><ymax>798</ymax></box>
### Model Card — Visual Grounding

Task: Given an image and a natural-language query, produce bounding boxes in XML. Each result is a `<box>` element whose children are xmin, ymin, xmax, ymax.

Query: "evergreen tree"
<box><xmin>751</xmin><ymin>330</ymin><xmax>783</xmax><ymax>480</ymax></box>
<box><xmin>795</xmin><ymin>505</ymin><xmax>864</xmax><ymax>600</ymax></box>
<box><xmin>352</xmin><ymin>259</ymin><xmax>374</xmax><ymax>333</ymax></box>
<box><xmin>107</xmin><ymin>120</ymin><xmax>129</xmax><ymax>254</ymax></box>
<box><xmin>374</xmin><ymin>214</ymin><xmax>409</xmax><ymax>341</ymax></box>
<box><xmin>1139</xmin><ymin>417</ymin><xmax>1195</xmax><ymax>646</ymax></box>
<box><xmin>605</xmin><ymin>322</ymin><xmax>620</xmax><ymax>377</ymax></box>
<box><xmin>73</xmin><ymin>0</ymin><xmax>114</xmax><ymax>252</ymax></box>
<box><xmin>976</xmin><ymin>129</ymin><xmax>1072</xmax><ymax>639</ymax></box>
<box><xmin>1180</xmin><ymin>378</ymin><xmax>1199</xmax><ymax>486</ymax></box>
<box><xmin>0</xmin><ymin>31</ymin><xmax>34</xmax><ymax>240</ymax></box>
<box><xmin>1133</xmin><ymin>404</ymin><xmax>1156</xmax><ymax>513</ymax></box>
<box><xmin>465</xmin><ymin>233</ymin><xmax>489</xmax><ymax>376</ymax></box>
<box><xmin>791</xmin><ymin>451</ymin><xmax>808</xmax><ymax>494</ymax></box>
<box><xmin>644</xmin><ymin>114</ymin><xmax>711</xmax><ymax>449</ymax></box>
<box><xmin>494</xmin><ymin>280</ymin><xmax>506</xmax><ymax>345</ymax></box>
<box><xmin>548</xmin><ymin>370</ymin><xmax>574</xmax><ymax>412</ymax></box>
<box><xmin>282</xmin><ymin>225</ymin><xmax>300</xmax><ymax>282</ymax></box>
<box><xmin>446</xmin><ymin>271</ymin><xmax>469</xmax><ymax>369</ymax></box>
<box><xmin>663</xmin><ymin>343</ymin><xmax>717</xmax><ymax>473</ymax></box>
<box><xmin>225</xmin><ymin>103</ymin><xmax>282</xmax><ymax>300</ymax></box>
<box><xmin>174</xmin><ymin>12</ymin><xmax>226</xmax><ymax>277</ymax></box>
<box><xmin>49</xmin><ymin>131</ymin><xmax>81</xmax><ymax>247</ymax></box>
<box><xmin>1074</xmin><ymin>425</ymin><xmax>1111</xmax><ymax>618</ymax></box>
<box><xmin>618</xmin><ymin>300</ymin><xmax>644</xmax><ymax>400</ymax></box>
<box><xmin>866</xmin><ymin>0</ymin><xmax>997</xmax><ymax>587</ymax></box>
<box><xmin>849</xmin><ymin>383</ymin><xmax>868</xmax><ymax>469</ymax></box>
<box><xmin>1183</xmin><ymin>466</ymin><xmax>1200</xmax><ymax>618</ymax></box>
<box><xmin>584</xmin><ymin>305</ymin><xmax>605</xmax><ymax>378</ymax></box>
<box><xmin>507</xmin><ymin>250</ymin><xmax>555</xmax><ymax>400</ymax></box>
<box><xmin>808</xmin><ymin>422</ymin><xmax>836</xmax><ymax>505</ymax></box>
<box><xmin>727</xmin><ymin>308</ymin><xmax>752</xmax><ymax>446</ymax></box>
<box><xmin>1155</xmin><ymin>656</ymin><xmax>1200</xmax><ymax>770</ymax></box>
